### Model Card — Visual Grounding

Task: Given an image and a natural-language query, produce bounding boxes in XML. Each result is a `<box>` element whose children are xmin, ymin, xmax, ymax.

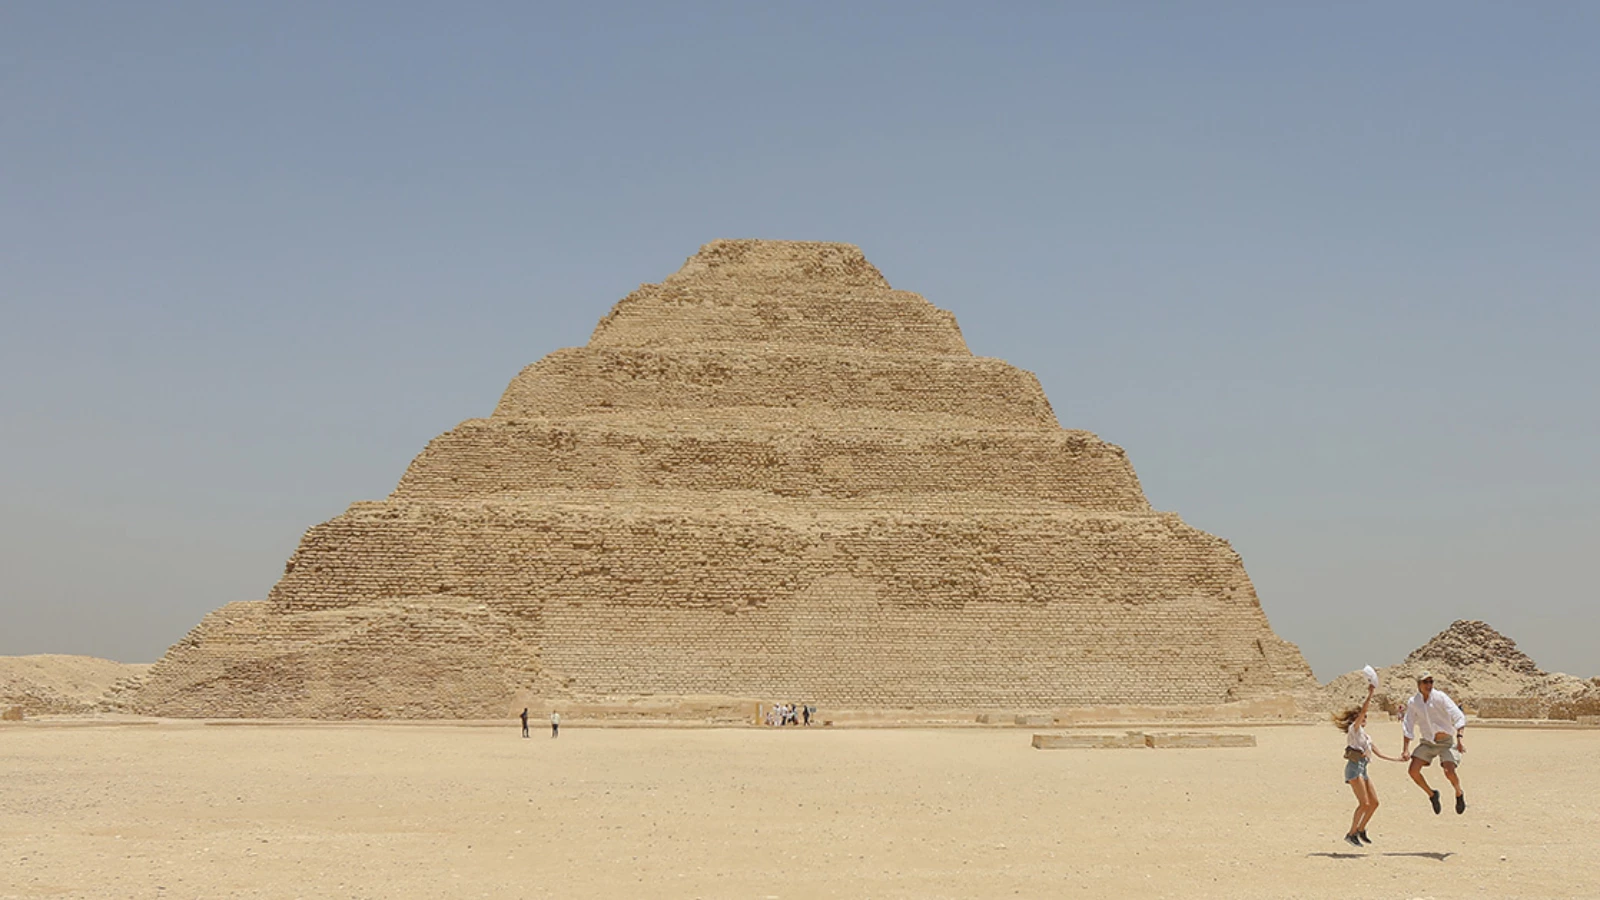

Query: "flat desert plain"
<box><xmin>3</xmin><ymin>722</ymin><xmax>1596</xmax><ymax>899</ymax></box>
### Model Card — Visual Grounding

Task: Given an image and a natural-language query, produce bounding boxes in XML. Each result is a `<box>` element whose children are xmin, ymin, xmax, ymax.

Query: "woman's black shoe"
<box><xmin>1358</xmin><ymin>830</ymin><xmax>1372</xmax><ymax>844</ymax></box>
<box><xmin>1344</xmin><ymin>833</ymin><xmax>1363</xmax><ymax>848</ymax></box>
<box><xmin>1429</xmin><ymin>789</ymin><xmax>1442</xmax><ymax>814</ymax></box>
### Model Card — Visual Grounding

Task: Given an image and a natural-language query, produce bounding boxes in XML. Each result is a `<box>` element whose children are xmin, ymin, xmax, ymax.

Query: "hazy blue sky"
<box><xmin>3</xmin><ymin>3</ymin><xmax>1596</xmax><ymax>680</ymax></box>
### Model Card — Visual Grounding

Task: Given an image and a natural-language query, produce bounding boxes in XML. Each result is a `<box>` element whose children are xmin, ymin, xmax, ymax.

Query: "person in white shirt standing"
<box><xmin>1400</xmin><ymin>673</ymin><xmax>1468</xmax><ymax>814</ymax></box>
<box><xmin>1335</xmin><ymin>682</ymin><xmax>1401</xmax><ymax>847</ymax></box>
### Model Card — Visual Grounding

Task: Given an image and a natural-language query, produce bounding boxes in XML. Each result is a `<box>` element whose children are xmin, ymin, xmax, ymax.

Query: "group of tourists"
<box><xmin>764</xmin><ymin>702</ymin><xmax>814</xmax><ymax>726</ymax></box>
<box><xmin>520</xmin><ymin>708</ymin><xmax>559</xmax><ymax>738</ymax></box>
<box><xmin>1336</xmin><ymin>672</ymin><xmax>1467</xmax><ymax>847</ymax></box>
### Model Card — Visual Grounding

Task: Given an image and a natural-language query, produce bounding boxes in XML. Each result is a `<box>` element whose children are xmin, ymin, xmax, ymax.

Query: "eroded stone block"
<box><xmin>1032</xmin><ymin>732</ymin><xmax>1147</xmax><ymax>749</ymax></box>
<box><xmin>1143</xmin><ymin>732</ymin><xmax>1256</xmax><ymax>748</ymax></box>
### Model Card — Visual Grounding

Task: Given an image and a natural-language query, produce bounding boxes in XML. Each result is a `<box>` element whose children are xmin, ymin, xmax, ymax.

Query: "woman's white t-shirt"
<box><xmin>1346</xmin><ymin>722</ymin><xmax>1371</xmax><ymax>756</ymax></box>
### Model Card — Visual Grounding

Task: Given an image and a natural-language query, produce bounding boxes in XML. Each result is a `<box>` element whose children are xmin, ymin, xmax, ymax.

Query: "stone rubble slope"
<box><xmin>0</xmin><ymin>655</ymin><xmax>151</xmax><ymax>717</ymax></box>
<box><xmin>1319</xmin><ymin>619</ymin><xmax>1599</xmax><ymax>718</ymax></box>
<box><xmin>135</xmin><ymin>239</ymin><xmax>1316</xmax><ymax>718</ymax></box>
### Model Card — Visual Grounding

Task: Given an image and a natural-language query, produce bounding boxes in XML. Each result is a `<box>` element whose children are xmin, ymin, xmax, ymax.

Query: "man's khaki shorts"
<box><xmin>1412</xmin><ymin>736</ymin><xmax>1460</xmax><ymax>766</ymax></box>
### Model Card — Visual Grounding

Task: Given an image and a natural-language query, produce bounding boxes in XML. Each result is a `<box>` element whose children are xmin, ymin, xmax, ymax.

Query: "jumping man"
<box><xmin>1399</xmin><ymin>673</ymin><xmax>1467</xmax><ymax>814</ymax></box>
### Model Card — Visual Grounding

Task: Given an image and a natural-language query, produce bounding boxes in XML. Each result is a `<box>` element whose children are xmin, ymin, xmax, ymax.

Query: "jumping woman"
<box><xmin>1335</xmin><ymin>683</ymin><xmax>1400</xmax><ymax>847</ymax></box>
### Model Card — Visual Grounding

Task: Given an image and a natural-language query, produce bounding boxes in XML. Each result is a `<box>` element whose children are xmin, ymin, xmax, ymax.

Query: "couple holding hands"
<box><xmin>1336</xmin><ymin>671</ymin><xmax>1468</xmax><ymax>847</ymax></box>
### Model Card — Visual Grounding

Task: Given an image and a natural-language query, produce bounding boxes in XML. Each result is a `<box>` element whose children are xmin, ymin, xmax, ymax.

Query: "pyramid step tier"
<box><xmin>268</xmin><ymin>500</ymin><xmax>1257</xmax><ymax>615</ymax></box>
<box><xmin>139</xmin><ymin>499</ymin><xmax>1310</xmax><ymax>715</ymax></box>
<box><xmin>590</xmin><ymin>284</ymin><xmax>970</xmax><ymax>354</ymax></box>
<box><xmin>492</xmin><ymin>347</ymin><xmax>1058</xmax><ymax>427</ymax></box>
<box><xmin>393</xmin><ymin>420</ymin><xmax>1149</xmax><ymax>511</ymax></box>
<box><xmin>660</xmin><ymin>239</ymin><xmax>893</xmax><ymax>290</ymax></box>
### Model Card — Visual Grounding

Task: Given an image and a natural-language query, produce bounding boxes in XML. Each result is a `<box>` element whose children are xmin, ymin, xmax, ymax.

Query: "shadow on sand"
<box><xmin>1308</xmin><ymin>851</ymin><xmax>1454</xmax><ymax>862</ymax></box>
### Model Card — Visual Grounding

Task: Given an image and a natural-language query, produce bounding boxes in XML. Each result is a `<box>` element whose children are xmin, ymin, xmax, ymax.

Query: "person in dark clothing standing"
<box><xmin>520</xmin><ymin>708</ymin><xmax>530</xmax><ymax>738</ymax></box>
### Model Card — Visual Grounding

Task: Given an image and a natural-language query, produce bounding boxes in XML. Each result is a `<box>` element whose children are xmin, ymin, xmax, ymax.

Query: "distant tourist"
<box><xmin>1400</xmin><ymin>673</ymin><xmax>1467</xmax><ymax>814</ymax></box>
<box><xmin>1335</xmin><ymin>682</ymin><xmax>1400</xmax><ymax>847</ymax></box>
<box><xmin>551</xmin><ymin>710</ymin><xmax>561</xmax><ymax>739</ymax></box>
<box><xmin>802</xmin><ymin>705</ymin><xmax>811</xmax><ymax>726</ymax></box>
<box><xmin>521</xmin><ymin>707</ymin><xmax>530</xmax><ymax>739</ymax></box>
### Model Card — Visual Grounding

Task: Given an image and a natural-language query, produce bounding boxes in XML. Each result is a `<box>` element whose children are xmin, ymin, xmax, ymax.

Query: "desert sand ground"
<box><xmin>3</xmin><ymin>721</ymin><xmax>1596</xmax><ymax>899</ymax></box>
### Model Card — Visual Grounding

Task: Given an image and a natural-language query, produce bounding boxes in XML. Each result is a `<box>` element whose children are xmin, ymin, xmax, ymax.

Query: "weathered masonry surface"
<box><xmin>137</xmin><ymin>240</ymin><xmax>1314</xmax><ymax>718</ymax></box>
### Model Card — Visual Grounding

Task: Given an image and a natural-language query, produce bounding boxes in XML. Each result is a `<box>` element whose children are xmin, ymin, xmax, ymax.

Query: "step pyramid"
<box><xmin>136</xmin><ymin>240</ymin><xmax>1315</xmax><ymax>718</ymax></box>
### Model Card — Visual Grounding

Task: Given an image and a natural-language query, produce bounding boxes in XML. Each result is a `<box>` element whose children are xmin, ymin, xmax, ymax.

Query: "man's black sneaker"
<box><xmin>1344</xmin><ymin>833</ymin><xmax>1363</xmax><ymax>848</ymax></box>
<box><xmin>1430</xmin><ymin>790</ymin><xmax>1442</xmax><ymax>814</ymax></box>
<box><xmin>1358</xmin><ymin>830</ymin><xmax>1372</xmax><ymax>844</ymax></box>
<box><xmin>1456</xmin><ymin>793</ymin><xmax>1466</xmax><ymax>814</ymax></box>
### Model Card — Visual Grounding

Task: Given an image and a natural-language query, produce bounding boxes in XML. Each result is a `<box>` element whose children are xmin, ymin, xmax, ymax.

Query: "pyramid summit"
<box><xmin>136</xmin><ymin>240</ymin><xmax>1315</xmax><ymax>718</ymax></box>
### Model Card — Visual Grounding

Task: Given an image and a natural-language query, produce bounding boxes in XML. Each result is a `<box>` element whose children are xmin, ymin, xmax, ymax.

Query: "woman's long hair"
<box><xmin>1332</xmin><ymin>705</ymin><xmax>1362</xmax><ymax>732</ymax></box>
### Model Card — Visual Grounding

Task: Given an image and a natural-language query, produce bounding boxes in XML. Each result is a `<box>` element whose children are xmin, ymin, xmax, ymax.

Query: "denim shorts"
<box><xmin>1343</xmin><ymin>757</ymin><xmax>1369</xmax><ymax>782</ymax></box>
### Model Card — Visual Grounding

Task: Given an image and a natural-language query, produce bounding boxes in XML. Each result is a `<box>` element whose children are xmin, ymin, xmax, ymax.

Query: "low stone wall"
<box><xmin>1032</xmin><ymin>732</ymin><xmax>1146</xmax><ymax>749</ymax></box>
<box><xmin>1032</xmin><ymin>730</ymin><xmax>1257</xmax><ymax>749</ymax></box>
<box><xmin>1475</xmin><ymin>696</ymin><xmax>1600</xmax><ymax>721</ymax></box>
<box><xmin>1144</xmin><ymin>731</ymin><xmax>1256</xmax><ymax>748</ymax></box>
<box><xmin>1474</xmin><ymin>697</ymin><xmax>1549</xmax><ymax>719</ymax></box>
<box><xmin>1548</xmin><ymin>697</ymin><xmax>1600</xmax><ymax>721</ymax></box>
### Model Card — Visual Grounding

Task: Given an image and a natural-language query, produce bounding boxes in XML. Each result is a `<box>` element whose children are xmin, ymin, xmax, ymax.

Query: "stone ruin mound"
<box><xmin>1322</xmin><ymin>619</ymin><xmax>1599</xmax><ymax>720</ymax></box>
<box><xmin>135</xmin><ymin>240</ymin><xmax>1316</xmax><ymax>718</ymax></box>
<box><xmin>0</xmin><ymin>655</ymin><xmax>151</xmax><ymax>717</ymax></box>
<box><xmin>1405</xmin><ymin>619</ymin><xmax>1541</xmax><ymax>677</ymax></box>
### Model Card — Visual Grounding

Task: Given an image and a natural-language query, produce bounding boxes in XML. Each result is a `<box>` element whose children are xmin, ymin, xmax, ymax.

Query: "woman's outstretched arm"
<box><xmin>1368</xmin><ymin>744</ymin><xmax>1401</xmax><ymax>762</ymax></box>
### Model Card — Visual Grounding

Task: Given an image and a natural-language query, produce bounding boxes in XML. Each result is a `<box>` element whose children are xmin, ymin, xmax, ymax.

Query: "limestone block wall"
<box><xmin>137</xmin><ymin>239</ymin><xmax>1315</xmax><ymax>718</ymax></box>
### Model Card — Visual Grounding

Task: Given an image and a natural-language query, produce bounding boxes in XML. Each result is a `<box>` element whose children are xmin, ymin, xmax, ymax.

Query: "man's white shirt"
<box><xmin>1402</xmin><ymin>689</ymin><xmax>1467</xmax><ymax>741</ymax></box>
